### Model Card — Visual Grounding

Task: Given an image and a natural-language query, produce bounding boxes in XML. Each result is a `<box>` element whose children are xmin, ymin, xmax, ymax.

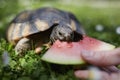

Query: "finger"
<box><xmin>74</xmin><ymin>69</ymin><xmax>120</xmax><ymax>80</ymax></box>
<box><xmin>110</xmin><ymin>72</ymin><xmax>120</xmax><ymax>80</ymax></box>
<box><xmin>74</xmin><ymin>70</ymin><xmax>109</xmax><ymax>80</ymax></box>
<box><xmin>74</xmin><ymin>67</ymin><xmax>102</xmax><ymax>80</ymax></box>
<box><xmin>81</xmin><ymin>48</ymin><xmax>120</xmax><ymax>66</ymax></box>
<box><xmin>101</xmin><ymin>66</ymin><xmax>120</xmax><ymax>73</ymax></box>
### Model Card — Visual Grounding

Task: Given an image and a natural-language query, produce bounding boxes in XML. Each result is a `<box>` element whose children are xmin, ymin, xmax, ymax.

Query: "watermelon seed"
<box><xmin>57</xmin><ymin>45</ymin><xmax>62</xmax><ymax>48</ymax></box>
<box><xmin>67</xmin><ymin>43</ymin><xmax>73</xmax><ymax>48</ymax></box>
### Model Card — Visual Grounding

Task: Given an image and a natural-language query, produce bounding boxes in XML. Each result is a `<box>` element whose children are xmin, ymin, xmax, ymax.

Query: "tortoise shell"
<box><xmin>7</xmin><ymin>7</ymin><xmax>85</xmax><ymax>45</ymax></box>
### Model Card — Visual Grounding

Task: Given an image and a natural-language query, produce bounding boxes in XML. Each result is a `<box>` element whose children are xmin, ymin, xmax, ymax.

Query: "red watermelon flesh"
<box><xmin>41</xmin><ymin>35</ymin><xmax>115</xmax><ymax>65</ymax></box>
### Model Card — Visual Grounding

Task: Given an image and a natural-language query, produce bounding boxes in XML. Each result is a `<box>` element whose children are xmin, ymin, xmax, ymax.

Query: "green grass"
<box><xmin>0</xmin><ymin>0</ymin><xmax>120</xmax><ymax>80</ymax></box>
<box><xmin>0</xmin><ymin>39</ymin><xmax>77</xmax><ymax>80</ymax></box>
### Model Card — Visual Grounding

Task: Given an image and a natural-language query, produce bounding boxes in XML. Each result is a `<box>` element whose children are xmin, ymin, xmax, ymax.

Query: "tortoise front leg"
<box><xmin>15</xmin><ymin>38</ymin><xmax>31</xmax><ymax>55</ymax></box>
<box><xmin>35</xmin><ymin>41</ymin><xmax>52</xmax><ymax>54</ymax></box>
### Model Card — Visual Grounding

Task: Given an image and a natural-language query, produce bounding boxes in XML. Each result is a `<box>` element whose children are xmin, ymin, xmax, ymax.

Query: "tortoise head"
<box><xmin>50</xmin><ymin>24</ymin><xmax>74</xmax><ymax>42</ymax></box>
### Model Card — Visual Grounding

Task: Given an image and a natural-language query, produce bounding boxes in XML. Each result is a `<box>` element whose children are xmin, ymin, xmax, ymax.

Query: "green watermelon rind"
<box><xmin>41</xmin><ymin>54</ymin><xmax>85</xmax><ymax>65</ymax></box>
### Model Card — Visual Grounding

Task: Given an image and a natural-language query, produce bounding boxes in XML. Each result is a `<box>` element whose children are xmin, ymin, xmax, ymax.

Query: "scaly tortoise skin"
<box><xmin>7</xmin><ymin>7</ymin><xmax>85</xmax><ymax>54</ymax></box>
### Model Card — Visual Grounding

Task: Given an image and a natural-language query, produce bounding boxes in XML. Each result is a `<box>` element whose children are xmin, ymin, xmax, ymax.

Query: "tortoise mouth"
<box><xmin>73</xmin><ymin>31</ymin><xmax>83</xmax><ymax>42</ymax></box>
<box><xmin>58</xmin><ymin>31</ymin><xmax>83</xmax><ymax>42</ymax></box>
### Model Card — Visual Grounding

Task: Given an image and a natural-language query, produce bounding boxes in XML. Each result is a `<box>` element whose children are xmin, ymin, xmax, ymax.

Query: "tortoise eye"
<box><xmin>58</xmin><ymin>32</ymin><xmax>62</xmax><ymax>36</ymax></box>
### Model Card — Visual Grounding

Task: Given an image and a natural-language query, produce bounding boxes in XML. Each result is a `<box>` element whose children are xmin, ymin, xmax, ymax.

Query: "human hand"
<box><xmin>74</xmin><ymin>48</ymin><xmax>120</xmax><ymax>80</ymax></box>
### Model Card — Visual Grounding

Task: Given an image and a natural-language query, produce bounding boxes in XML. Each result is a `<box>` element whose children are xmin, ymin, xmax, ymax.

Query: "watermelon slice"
<box><xmin>41</xmin><ymin>35</ymin><xmax>115</xmax><ymax>65</ymax></box>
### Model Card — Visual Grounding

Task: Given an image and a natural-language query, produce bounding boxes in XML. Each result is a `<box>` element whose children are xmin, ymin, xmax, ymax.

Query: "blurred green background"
<box><xmin>0</xmin><ymin>0</ymin><xmax>120</xmax><ymax>80</ymax></box>
<box><xmin>0</xmin><ymin>0</ymin><xmax>120</xmax><ymax>46</ymax></box>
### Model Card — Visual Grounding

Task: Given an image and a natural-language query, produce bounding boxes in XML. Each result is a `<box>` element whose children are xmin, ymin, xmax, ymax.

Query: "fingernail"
<box><xmin>74</xmin><ymin>71</ymin><xmax>84</xmax><ymax>78</ymax></box>
<box><xmin>81</xmin><ymin>51</ymin><xmax>91</xmax><ymax>57</ymax></box>
<box><xmin>74</xmin><ymin>70</ymin><xmax>89</xmax><ymax>79</ymax></box>
<box><xmin>74</xmin><ymin>71</ymin><xmax>80</xmax><ymax>76</ymax></box>
<box><xmin>81</xmin><ymin>50</ymin><xmax>93</xmax><ymax>60</ymax></box>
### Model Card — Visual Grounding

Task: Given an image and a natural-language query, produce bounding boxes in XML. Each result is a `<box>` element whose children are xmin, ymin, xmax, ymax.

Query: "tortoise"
<box><xmin>6</xmin><ymin>7</ymin><xmax>85</xmax><ymax>54</ymax></box>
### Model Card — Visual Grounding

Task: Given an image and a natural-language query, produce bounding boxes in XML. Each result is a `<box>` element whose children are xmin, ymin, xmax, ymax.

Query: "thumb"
<box><xmin>81</xmin><ymin>48</ymin><xmax>120</xmax><ymax>66</ymax></box>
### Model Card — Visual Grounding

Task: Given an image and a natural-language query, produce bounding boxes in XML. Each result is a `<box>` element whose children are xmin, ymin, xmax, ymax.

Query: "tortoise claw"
<box><xmin>35</xmin><ymin>41</ymin><xmax>52</xmax><ymax>54</ymax></box>
<box><xmin>43</xmin><ymin>42</ymin><xmax>51</xmax><ymax>49</ymax></box>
